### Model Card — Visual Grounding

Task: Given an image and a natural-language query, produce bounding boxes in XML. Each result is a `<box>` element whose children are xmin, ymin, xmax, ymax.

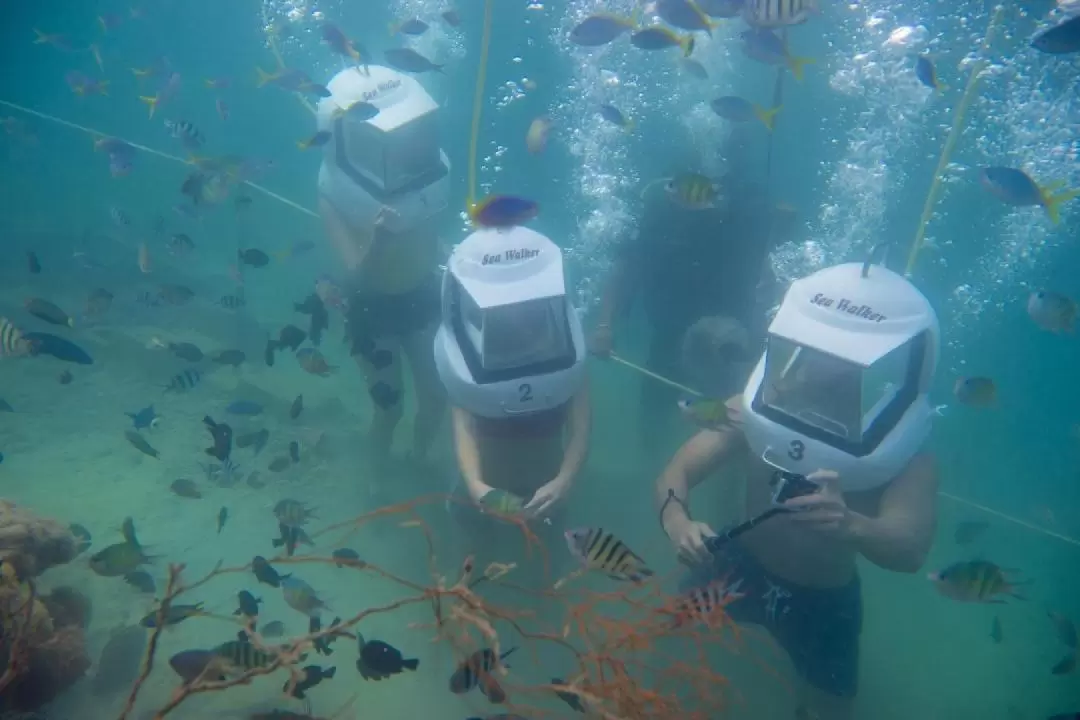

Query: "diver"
<box><xmin>654</xmin><ymin>262</ymin><xmax>940</xmax><ymax>720</ymax></box>
<box><xmin>316</xmin><ymin>64</ymin><xmax>451</xmax><ymax>466</ymax></box>
<box><xmin>433</xmin><ymin>225</ymin><xmax>591</xmax><ymax>578</ymax></box>
<box><xmin>588</xmin><ymin>128</ymin><xmax>795</xmax><ymax>437</ymax></box>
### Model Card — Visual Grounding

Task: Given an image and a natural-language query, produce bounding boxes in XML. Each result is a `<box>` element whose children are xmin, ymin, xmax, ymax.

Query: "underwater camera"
<box><xmin>703</xmin><ymin>471</ymin><xmax>822</xmax><ymax>554</ymax></box>
<box><xmin>770</xmin><ymin>470</ymin><xmax>820</xmax><ymax>505</ymax></box>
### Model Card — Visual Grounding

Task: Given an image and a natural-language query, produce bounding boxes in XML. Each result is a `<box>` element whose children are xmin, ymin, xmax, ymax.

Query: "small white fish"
<box><xmin>1027</xmin><ymin>290</ymin><xmax>1076</xmax><ymax>333</ymax></box>
<box><xmin>525</xmin><ymin>117</ymin><xmax>552</xmax><ymax>154</ymax></box>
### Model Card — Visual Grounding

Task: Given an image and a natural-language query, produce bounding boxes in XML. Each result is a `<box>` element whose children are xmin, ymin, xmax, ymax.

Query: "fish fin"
<box><xmin>755</xmin><ymin>104</ymin><xmax>782</xmax><ymax>131</ymax></box>
<box><xmin>786</xmin><ymin>54</ymin><xmax>815</xmax><ymax>82</ymax></box>
<box><xmin>403</xmin><ymin>657</ymin><xmax>419</xmax><ymax>670</ymax></box>
<box><xmin>139</xmin><ymin>94</ymin><xmax>158</xmax><ymax>118</ymax></box>
<box><xmin>681</xmin><ymin>35</ymin><xmax>695</xmax><ymax>57</ymax></box>
<box><xmin>1041</xmin><ymin>185</ymin><xmax>1080</xmax><ymax>225</ymax></box>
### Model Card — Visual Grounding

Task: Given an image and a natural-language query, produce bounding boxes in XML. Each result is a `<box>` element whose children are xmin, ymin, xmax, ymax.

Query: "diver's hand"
<box><xmin>588</xmin><ymin>323</ymin><xmax>614</xmax><ymax>358</ymax></box>
<box><xmin>784</xmin><ymin>470</ymin><xmax>855</xmax><ymax>539</ymax></box>
<box><xmin>524</xmin><ymin>475</ymin><xmax>570</xmax><ymax>519</ymax></box>
<box><xmin>666</xmin><ymin>517</ymin><xmax>717</xmax><ymax>566</ymax></box>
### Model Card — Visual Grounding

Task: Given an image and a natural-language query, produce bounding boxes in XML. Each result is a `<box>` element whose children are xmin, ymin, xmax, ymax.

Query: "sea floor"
<box><xmin>0</xmin><ymin>280</ymin><xmax>1078</xmax><ymax>720</ymax></box>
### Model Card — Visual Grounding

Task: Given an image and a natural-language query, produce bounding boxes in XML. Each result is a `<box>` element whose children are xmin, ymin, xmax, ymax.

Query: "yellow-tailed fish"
<box><xmin>677</xmin><ymin>397</ymin><xmax>730</xmax><ymax>429</ymax></box>
<box><xmin>928</xmin><ymin>560</ymin><xmax>1027</xmax><ymax>603</ymax></box>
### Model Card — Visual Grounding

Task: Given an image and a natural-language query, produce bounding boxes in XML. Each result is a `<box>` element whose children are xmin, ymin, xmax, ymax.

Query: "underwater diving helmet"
<box><xmin>740</xmin><ymin>262</ymin><xmax>940</xmax><ymax>492</ymax></box>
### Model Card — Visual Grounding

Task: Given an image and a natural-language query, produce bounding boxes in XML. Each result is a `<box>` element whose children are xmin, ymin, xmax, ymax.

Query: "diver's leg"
<box><xmin>352</xmin><ymin>337</ymin><xmax>404</xmax><ymax>468</ymax></box>
<box><xmin>781</xmin><ymin>578</ymin><xmax>861</xmax><ymax>720</ymax></box>
<box><xmin>400</xmin><ymin>323</ymin><xmax>447</xmax><ymax>461</ymax></box>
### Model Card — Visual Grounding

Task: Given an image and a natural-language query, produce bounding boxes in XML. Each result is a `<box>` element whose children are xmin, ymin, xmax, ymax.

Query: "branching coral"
<box><xmin>65</xmin><ymin>494</ymin><xmax>737</xmax><ymax>720</ymax></box>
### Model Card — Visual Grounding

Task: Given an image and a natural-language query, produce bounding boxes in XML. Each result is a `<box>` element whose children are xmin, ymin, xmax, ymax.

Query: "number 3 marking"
<box><xmin>519</xmin><ymin>383</ymin><xmax>533</xmax><ymax>402</ymax></box>
<box><xmin>788</xmin><ymin>440</ymin><xmax>805</xmax><ymax>461</ymax></box>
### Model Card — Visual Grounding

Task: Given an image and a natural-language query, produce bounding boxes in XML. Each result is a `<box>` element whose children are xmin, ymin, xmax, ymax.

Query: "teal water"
<box><xmin>1</xmin><ymin>0</ymin><xmax>1080</xmax><ymax>719</ymax></box>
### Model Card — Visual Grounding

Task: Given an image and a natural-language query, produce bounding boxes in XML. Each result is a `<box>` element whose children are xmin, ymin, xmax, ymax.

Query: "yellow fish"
<box><xmin>678</xmin><ymin>397</ymin><xmax>731</xmax><ymax>429</ymax></box>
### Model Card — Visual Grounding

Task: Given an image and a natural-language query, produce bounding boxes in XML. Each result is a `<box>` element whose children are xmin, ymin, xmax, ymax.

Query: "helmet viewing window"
<box><xmin>754</xmin><ymin>332</ymin><xmax>926</xmax><ymax>456</ymax></box>
<box><xmin>336</xmin><ymin>109</ymin><xmax>442</xmax><ymax>197</ymax></box>
<box><xmin>450</xmin><ymin>280</ymin><xmax>576</xmax><ymax>384</ymax></box>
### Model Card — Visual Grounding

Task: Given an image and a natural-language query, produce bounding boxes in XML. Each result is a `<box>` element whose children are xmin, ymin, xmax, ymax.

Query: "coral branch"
<box><xmin>109</xmin><ymin>493</ymin><xmax>743</xmax><ymax>720</ymax></box>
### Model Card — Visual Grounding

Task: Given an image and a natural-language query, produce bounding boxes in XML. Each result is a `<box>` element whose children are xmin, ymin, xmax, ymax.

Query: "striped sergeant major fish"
<box><xmin>0</xmin><ymin>317</ymin><xmax>36</xmax><ymax>358</ymax></box>
<box><xmin>448</xmin><ymin>646</ymin><xmax>518</xmax><ymax>702</ymax></box>
<box><xmin>564</xmin><ymin>527</ymin><xmax>655</xmax><ymax>583</ymax></box>
<box><xmin>165</xmin><ymin>369</ymin><xmax>201</xmax><ymax>392</ymax></box>
<box><xmin>743</xmin><ymin>0</ymin><xmax>819</xmax><ymax>27</ymax></box>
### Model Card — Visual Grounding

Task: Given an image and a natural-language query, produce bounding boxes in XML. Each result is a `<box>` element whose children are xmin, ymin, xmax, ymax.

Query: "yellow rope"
<box><xmin>467</xmin><ymin>0</ymin><xmax>495</xmax><ymax>211</ymax></box>
<box><xmin>905</xmin><ymin>5</ymin><xmax>1004</xmax><ymax>276</ymax></box>
<box><xmin>610</xmin><ymin>354</ymin><xmax>703</xmax><ymax>397</ymax></box>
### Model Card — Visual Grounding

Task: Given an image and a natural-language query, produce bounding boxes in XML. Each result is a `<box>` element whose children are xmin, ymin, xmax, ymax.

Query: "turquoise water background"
<box><xmin>2</xmin><ymin>0</ymin><xmax>1080</xmax><ymax>717</ymax></box>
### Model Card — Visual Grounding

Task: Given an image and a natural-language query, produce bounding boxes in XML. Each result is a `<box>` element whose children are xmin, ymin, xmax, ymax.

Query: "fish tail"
<box><xmin>786</xmin><ymin>53</ymin><xmax>815</xmax><ymax>82</ymax></box>
<box><xmin>98</xmin><ymin>80</ymin><xmax>110</xmax><ymax>96</ymax></box>
<box><xmin>255</xmin><ymin>66</ymin><xmax>273</xmax><ymax>87</ymax></box>
<box><xmin>755</xmin><ymin>104</ymin><xmax>782</xmax><ymax>131</ymax></box>
<box><xmin>403</xmin><ymin>657</ymin><xmax>419</xmax><ymax>670</ymax></box>
<box><xmin>622</xmin><ymin>118</ymin><xmax>636</xmax><ymax>133</ymax></box>
<box><xmin>139</xmin><ymin>94</ymin><xmax>159</xmax><ymax>118</ymax></box>
<box><xmin>388</xmin><ymin>21</ymin><xmax>398</xmax><ymax>35</ymax></box>
<box><xmin>98</xmin><ymin>16</ymin><xmax>108</xmax><ymax>33</ymax></box>
<box><xmin>1041</xmin><ymin>185</ymin><xmax>1080</xmax><ymax>225</ymax></box>
<box><xmin>681</xmin><ymin>34</ymin><xmax>695</xmax><ymax>57</ymax></box>
<box><xmin>296</xmin><ymin>139</ymin><xmax>309</xmax><ymax>150</ymax></box>
<box><xmin>33</xmin><ymin>28</ymin><xmax>48</xmax><ymax>44</ymax></box>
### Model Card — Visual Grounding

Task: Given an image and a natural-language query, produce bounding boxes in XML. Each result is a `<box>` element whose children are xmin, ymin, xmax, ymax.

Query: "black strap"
<box><xmin>659</xmin><ymin>488</ymin><xmax>691</xmax><ymax>528</ymax></box>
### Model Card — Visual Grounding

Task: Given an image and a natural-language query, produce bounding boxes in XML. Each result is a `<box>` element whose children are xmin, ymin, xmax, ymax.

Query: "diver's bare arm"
<box><xmin>319</xmin><ymin>197</ymin><xmax>375</xmax><ymax>272</ymax></box>
<box><xmin>556</xmin><ymin>383</ymin><xmax>592</xmax><ymax>486</ymax></box>
<box><xmin>848</xmin><ymin>453</ymin><xmax>938</xmax><ymax>573</ymax></box>
<box><xmin>451</xmin><ymin>407</ymin><xmax>488</xmax><ymax>500</ymax></box>
<box><xmin>656</xmin><ymin>426</ymin><xmax>743</xmax><ymax>535</ymax></box>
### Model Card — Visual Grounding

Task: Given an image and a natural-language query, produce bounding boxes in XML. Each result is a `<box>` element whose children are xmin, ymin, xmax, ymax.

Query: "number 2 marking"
<box><xmin>519</xmin><ymin>383</ymin><xmax>533</xmax><ymax>402</ymax></box>
<box><xmin>787</xmin><ymin>440</ymin><xmax>805</xmax><ymax>461</ymax></box>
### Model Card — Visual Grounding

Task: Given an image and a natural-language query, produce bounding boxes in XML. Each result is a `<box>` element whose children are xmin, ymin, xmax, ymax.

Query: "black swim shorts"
<box><xmin>681</xmin><ymin>538</ymin><xmax>862</xmax><ymax>698</ymax></box>
<box><xmin>346</xmin><ymin>274</ymin><xmax>441</xmax><ymax>363</ymax></box>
